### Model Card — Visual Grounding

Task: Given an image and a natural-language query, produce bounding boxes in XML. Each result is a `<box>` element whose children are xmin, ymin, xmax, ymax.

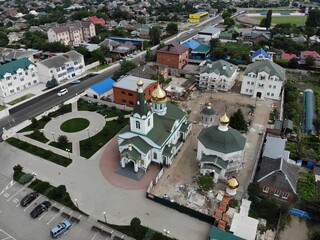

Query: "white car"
<box><xmin>57</xmin><ymin>88</ymin><xmax>68</xmax><ymax>96</ymax></box>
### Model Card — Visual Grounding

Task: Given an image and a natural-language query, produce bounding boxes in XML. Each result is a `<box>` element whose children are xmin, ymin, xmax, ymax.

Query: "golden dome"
<box><xmin>227</xmin><ymin>177</ymin><xmax>239</xmax><ymax>190</ymax></box>
<box><xmin>151</xmin><ymin>83</ymin><xmax>167</xmax><ymax>103</ymax></box>
<box><xmin>137</xmin><ymin>78</ymin><xmax>143</xmax><ymax>87</ymax></box>
<box><xmin>219</xmin><ymin>113</ymin><xmax>229</xmax><ymax>125</ymax></box>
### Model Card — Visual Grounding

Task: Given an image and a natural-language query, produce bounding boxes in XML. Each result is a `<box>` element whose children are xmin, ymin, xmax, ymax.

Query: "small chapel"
<box><xmin>118</xmin><ymin>79</ymin><xmax>192</xmax><ymax>173</ymax></box>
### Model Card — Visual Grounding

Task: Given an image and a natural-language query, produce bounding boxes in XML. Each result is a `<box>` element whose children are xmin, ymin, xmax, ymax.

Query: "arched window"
<box><xmin>153</xmin><ymin>152</ymin><xmax>157</xmax><ymax>159</ymax></box>
<box><xmin>136</xmin><ymin>121</ymin><xmax>140</xmax><ymax>129</ymax></box>
<box><xmin>147</xmin><ymin>118</ymin><xmax>150</xmax><ymax>127</ymax></box>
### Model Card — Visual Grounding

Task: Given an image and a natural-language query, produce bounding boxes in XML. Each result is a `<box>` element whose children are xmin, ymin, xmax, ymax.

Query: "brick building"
<box><xmin>157</xmin><ymin>42</ymin><xmax>189</xmax><ymax>69</ymax></box>
<box><xmin>113</xmin><ymin>76</ymin><xmax>157</xmax><ymax>107</ymax></box>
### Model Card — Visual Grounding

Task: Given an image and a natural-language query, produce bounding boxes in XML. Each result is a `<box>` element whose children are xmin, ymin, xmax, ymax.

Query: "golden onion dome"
<box><xmin>219</xmin><ymin>113</ymin><xmax>230</xmax><ymax>125</ymax></box>
<box><xmin>227</xmin><ymin>177</ymin><xmax>239</xmax><ymax>190</ymax></box>
<box><xmin>151</xmin><ymin>83</ymin><xmax>167</xmax><ymax>103</ymax></box>
<box><xmin>137</xmin><ymin>78</ymin><xmax>144</xmax><ymax>87</ymax></box>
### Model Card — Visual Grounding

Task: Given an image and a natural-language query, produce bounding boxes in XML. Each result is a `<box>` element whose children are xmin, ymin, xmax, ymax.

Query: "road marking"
<box><xmin>24</xmin><ymin>196</ymin><xmax>41</xmax><ymax>211</ymax></box>
<box><xmin>91</xmin><ymin>233</ymin><xmax>98</xmax><ymax>240</ymax></box>
<box><xmin>3</xmin><ymin>193</ymin><xmax>10</xmax><ymax>198</ymax></box>
<box><xmin>47</xmin><ymin>206</ymin><xmax>64</xmax><ymax>225</ymax></box>
<box><xmin>0</xmin><ymin>228</ymin><xmax>17</xmax><ymax>240</ymax></box>
<box><xmin>39</xmin><ymin>211</ymin><xmax>48</xmax><ymax>220</ymax></box>
<box><xmin>63</xmin><ymin>210</ymin><xmax>73</xmax><ymax>222</ymax></box>
<box><xmin>0</xmin><ymin>180</ymin><xmax>15</xmax><ymax>195</ymax></box>
<box><xmin>7</xmin><ymin>186</ymin><xmax>25</xmax><ymax>201</ymax></box>
<box><xmin>12</xmin><ymin>198</ymin><xmax>19</xmax><ymax>204</ymax></box>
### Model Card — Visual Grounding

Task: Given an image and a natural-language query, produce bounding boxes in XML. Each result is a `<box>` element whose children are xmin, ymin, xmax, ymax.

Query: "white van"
<box><xmin>57</xmin><ymin>88</ymin><xmax>68</xmax><ymax>96</ymax></box>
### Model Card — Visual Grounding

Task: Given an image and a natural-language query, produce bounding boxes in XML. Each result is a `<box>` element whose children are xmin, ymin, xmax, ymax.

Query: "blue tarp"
<box><xmin>90</xmin><ymin>78</ymin><xmax>115</xmax><ymax>95</ymax></box>
<box><xmin>290</xmin><ymin>208</ymin><xmax>312</xmax><ymax>220</ymax></box>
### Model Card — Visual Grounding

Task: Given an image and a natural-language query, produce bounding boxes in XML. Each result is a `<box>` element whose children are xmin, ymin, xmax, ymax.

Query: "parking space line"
<box><xmin>24</xmin><ymin>196</ymin><xmax>41</xmax><ymax>211</ymax></box>
<box><xmin>91</xmin><ymin>233</ymin><xmax>98</xmax><ymax>240</ymax></box>
<box><xmin>0</xmin><ymin>228</ymin><xmax>17</xmax><ymax>240</ymax></box>
<box><xmin>7</xmin><ymin>186</ymin><xmax>25</xmax><ymax>201</ymax></box>
<box><xmin>39</xmin><ymin>211</ymin><xmax>48</xmax><ymax>220</ymax></box>
<box><xmin>0</xmin><ymin>180</ymin><xmax>15</xmax><ymax>195</ymax></box>
<box><xmin>47</xmin><ymin>207</ymin><xmax>64</xmax><ymax>225</ymax></box>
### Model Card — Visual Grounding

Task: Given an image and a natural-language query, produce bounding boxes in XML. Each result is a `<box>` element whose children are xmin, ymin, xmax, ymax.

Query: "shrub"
<box><xmin>57</xmin><ymin>135</ymin><xmax>69</xmax><ymax>147</ymax></box>
<box><xmin>54</xmin><ymin>185</ymin><xmax>66</xmax><ymax>199</ymax></box>
<box><xmin>197</xmin><ymin>174</ymin><xmax>214</xmax><ymax>191</ymax></box>
<box><xmin>31</xmin><ymin>118</ymin><xmax>38</xmax><ymax>128</ymax></box>
<box><xmin>33</xmin><ymin>181</ymin><xmax>51</xmax><ymax>194</ymax></box>
<box><xmin>44</xmin><ymin>187</ymin><xmax>55</xmax><ymax>198</ymax></box>
<box><xmin>41</xmin><ymin>115</ymin><xmax>51</xmax><ymax>122</ymax></box>
<box><xmin>13</xmin><ymin>164</ymin><xmax>23</xmax><ymax>175</ymax></box>
<box><xmin>18</xmin><ymin>174</ymin><xmax>33</xmax><ymax>184</ymax></box>
<box><xmin>130</xmin><ymin>217</ymin><xmax>141</xmax><ymax>229</ymax></box>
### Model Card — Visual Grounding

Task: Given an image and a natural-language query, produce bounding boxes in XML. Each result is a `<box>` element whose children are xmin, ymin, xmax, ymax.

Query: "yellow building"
<box><xmin>188</xmin><ymin>12</ymin><xmax>208</xmax><ymax>23</ymax></box>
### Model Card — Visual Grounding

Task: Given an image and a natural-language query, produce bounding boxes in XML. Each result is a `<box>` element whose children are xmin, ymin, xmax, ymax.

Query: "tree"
<box><xmin>145</xmin><ymin>49</ymin><xmax>156</xmax><ymax>62</ymax></box>
<box><xmin>222</xmin><ymin>11</ymin><xmax>232</xmax><ymax>19</ymax></box>
<box><xmin>112</xmin><ymin>61</ymin><xmax>137</xmax><ymax>80</ymax></box>
<box><xmin>130</xmin><ymin>217</ymin><xmax>141</xmax><ymax>229</ymax></box>
<box><xmin>223</xmin><ymin>17</ymin><xmax>235</xmax><ymax>27</ymax></box>
<box><xmin>166</xmin><ymin>22</ymin><xmax>178</xmax><ymax>36</ymax></box>
<box><xmin>0</xmin><ymin>31</ymin><xmax>9</xmax><ymax>47</ymax></box>
<box><xmin>266</xmin><ymin>10</ymin><xmax>272</xmax><ymax>29</ymax></box>
<box><xmin>13</xmin><ymin>164</ymin><xmax>23</xmax><ymax>176</ymax></box>
<box><xmin>288</xmin><ymin>58</ymin><xmax>299</xmax><ymax>69</ymax></box>
<box><xmin>259</xmin><ymin>18</ymin><xmax>267</xmax><ymax>27</ymax></box>
<box><xmin>54</xmin><ymin>185</ymin><xmax>66</xmax><ymax>199</ymax></box>
<box><xmin>229</xmin><ymin>109</ymin><xmax>248</xmax><ymax>132</ymax></box>
<box><xmin>209</xmin><ymin>38</ymin><xmax>220</xmax><ymax>53</ymax></box>
<box><xmin>31</xmin><ymin>118</ymin><xmax>38</xmax><ymax>128</ymax></box>
<box><xmin>149</xmin><ymin>26</ymin><xmax>161</xmax><ymax>45</ymax></box>
<box><xmin>91</xmin><ymin>49</ymin><xmax>106</xmax><ymax>64</ymax></box>
<box><xmin>305</xmin><ymin>56</ymin><xmax>315</xmax><ymax>67</ymax></box>
<box><xmin>306</xmin><ymin>8</ymin><xmax>320</xmax><ymax>28</ymax></box>
<box><xmin>46</xmin><ymin>78</ymin><xmax>58</xmax><ymax>89</ymax></box>
<box><xmin>57</xmin><ymin>135</ymin><xmax>69</xmax><ymax>146</ymax></box>
<box><xmin>197</xmin><ymin>174</ymin><xmax>213</xmax><ymax>191</ymax></box>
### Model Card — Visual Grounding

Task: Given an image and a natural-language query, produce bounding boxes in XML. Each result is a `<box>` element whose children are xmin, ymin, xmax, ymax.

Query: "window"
<box><xmin>8</xmin><ymin>83</ymin><xmax>12</xmax><ymax>87</ymax></box>
<box><xmin>260</xmin><ymin>76</ymin><xmax>266</xmax><ymax>80</ymax></box>
<box><xmin>250</xmin><ymin>89</ymin><xmax>253</xmax><ymax>92</ymax></box>
<box><xmin>274</xmin><ymin>189</ymin><xmax>281</xmax><ymax>197</ymax></box>
<box><xmin>6</xmin><ymin>76</ymin><xmax>10</xmax><ymax>80</ymax></box>
<box><xmin>262</xmin><ymin>186</ymin><xmax>269</xmax><ymax>193</ymax></box>
<box><xmin>16</xmin><ymin>87</ymin><xmax>20</xmax><ymax>91</ymax></box>
<box><xmin>33</xmin><ymin>80</ymin><xmax>37</xmax><ymax>84</ymax></box>
<box><xmin>128</xmin><ymin>93</ymin><xmax>133</xmax><ymax>97</ymax></box>
<box><xmin>148</xmin><ymin>118</ymin><xmax>150</xmax><ymax>127</ymax></box>
<box><xmin>273</xmin><ymin>85</ymin><xmax>276</xmax><ymax>89</ymax></box>
<box><xmin>246</xmin><ymin>89</ymin><xmax>249</xmax><ymax>92</ymax></box>
<box><xmin>10</xmin><ymin>89</ymin><xmax>14</xmax><ymax>94</ymax></box>
<box><xmin>282</xmin><ymin>192</ymin><xmax>289</xmax><ymax>199</ymax></box>
<box><xmin>251</xmin><ymin>82</ymin><xmax>254</xmax><ymax>85</ymax></box>
<box><xmin>271</xmin><ymin>93</ymin><xmax>274</xmax><ymax>96</ymax></box>
<box><xmin>153</xmin><ymin>152</ymin><xmax>157</xmax><ymax>159</ymax></box>
<box><xmin>121</xmin><ymin>99</ymin><xmax>126</xmax><ymax>104</ymax></box>
<box><xmin>129</xmin><ymin>101</ymin><xmax>134</xmax><ymax>105</ymax></box>
<box><xmin>267</xmin><ymin>92</ymin><xmax>270</xmax><ymax>96</ymax></box>
<box><xmin>269</xmin><ymin>85</ymin><xmax>272</xmax><ymax>88</ymax></box>
<box><xmin>32</xmin><ymin>74</ymin><xmax>35</xmax><ymax>77</ymax></box>
<box><xmin>136</xmin><ymin>121</ymin><xmax>140</xmax><ymax>129</ymax></box>
<box><xmin>121</xmin><ymin>91</ymin><xmax>126</xmax><ymax>96</ymax></box>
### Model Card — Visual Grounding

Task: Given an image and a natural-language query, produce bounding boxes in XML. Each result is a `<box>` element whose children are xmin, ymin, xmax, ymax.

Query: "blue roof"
<box><xmin>183</xmin><ymin>40</ymin><xmax>201</xmax><ymax>50</ymax></box>
<box><xmin>90</xmin><ymin>78</ymin><xmax>115</xmax><ymax>94</ymax></box>
<box><xmin>252</xmin><ymin>48</ymin><xmax>269</xmax><ymax>59</ymax></box>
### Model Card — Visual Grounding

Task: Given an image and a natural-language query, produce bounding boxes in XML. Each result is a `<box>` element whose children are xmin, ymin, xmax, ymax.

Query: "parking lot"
<box><xmin>0</xmin><ymin>174</ymin><xmax>133</xmax><ymax>240</ymax></box>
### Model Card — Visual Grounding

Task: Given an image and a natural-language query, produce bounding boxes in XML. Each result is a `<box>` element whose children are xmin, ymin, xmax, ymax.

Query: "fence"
<box><xmin>81</xmin><ymin>96</ymin><xmax>133</xmax><ymax>112</ymax></box>
<box><xmin>146</xmin><ymin>192</ymin><xmax>216</xmax><ymax>225</ymax></box>
<box><xmin>85</xmin><ymin>61</ymin><xmax>100</xmax><ymax>71</ymax></box>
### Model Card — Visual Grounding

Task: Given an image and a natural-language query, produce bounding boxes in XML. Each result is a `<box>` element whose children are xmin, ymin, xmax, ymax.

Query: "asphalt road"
<box><xmin>0</xmin><ymin>15</ymin><xmax>223</xmax><ymax>141</ymax></box>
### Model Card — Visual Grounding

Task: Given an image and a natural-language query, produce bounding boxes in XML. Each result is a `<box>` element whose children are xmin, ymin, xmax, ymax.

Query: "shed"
<box><xmin>86</xmin><ymin>78</ymin><xmax>115</xmax><ymax>99</ymax></box>
<box><xmin>283</xmin><ymin>119</ymin><xmax>293</xmax><ymax>132</ymax></box>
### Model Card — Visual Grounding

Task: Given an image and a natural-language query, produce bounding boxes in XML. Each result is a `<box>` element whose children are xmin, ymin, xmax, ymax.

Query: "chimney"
<box><xmin>128</xmin><ymin>144</ymin><xmax>132</xmax><ymax>151</ymax></box>
<box><xmin>223</xmin><ymin>65</ymin><xmax>226</xmax><ymax>70</ymax></box>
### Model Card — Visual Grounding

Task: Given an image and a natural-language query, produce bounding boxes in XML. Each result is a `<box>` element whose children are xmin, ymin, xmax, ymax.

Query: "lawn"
<box><xmin>60</xmin><ymin>118</ymin><xmax>90</xmax><ymax>132</ymax></box>
<box><xmin>25</xmin><ymin>131</ymin><xmax>49</xmax><ymax>143</ymax></box>
<box><xmin>0</xmin><ymin>105</ymin><xmax>6</xmax><ymax>111</ymax></box>
<box><xmin>88</xmin><ymin>64</ymin><xmax>109</xmax><ymax>72</ymax></box>
<box><xmin>217</xmin><ymin>42</ymin><xmax>252</xmax><ymax>55</ymax></box>
<box><xmin>49</xmin><ymin>141</ymin><xmax>72</xmax><ymax>153</ymax></box>
<box><xmin>253</xmin><ymin>16</ymin><xmax>307</xmax><ymax>25</ymax></box>
<box><xmin>80</xmin><ymin>119</ymin><xmax>128</xmax><ymax>158</ymax></box>
<box><xmin>8</xmin><ymin>93</ymin><xmax>35</xmax><ymax>105</ymax></box>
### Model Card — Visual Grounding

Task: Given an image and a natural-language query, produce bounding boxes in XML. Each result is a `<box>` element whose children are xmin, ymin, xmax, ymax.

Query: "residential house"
<box><xmin>79</xmin><ymin>42</ymin><xmax>100</xmax><ymax>52</ymax></box>
<box><xmin>128</xmin><ymin>64</ymin><xmax>168</xmax><ymax>79</ymax></box>
<box><xmin>118</xmin><ymin>80</ymin><xmax>192</xmax><ymax>173</ymax></box>
<box><xmin>219</xmin><ymin>32</ymin><xmax>233</xmax><ymax>41</ymax></box>
<box><xmin>281</xmin><ymin>52</ymin><xmax>297</xmax><ymax>61</ymax></box>
<box><xmin>242</xmin><ymin>32</ymin><xmax>271</xmax><ymax>44</ymax></box>
<box><xmin>138</xmin><ymin>24</ymin><xmax>151</xmax><ymax>39</ymax></box>
<box><xmin>7</xmin><ymin>32</ymin><xmax>21</xmax><ymax>43</ymax></box>
<box><xmin>197</xmin><ymin>26</ymin><xmax>221</xmax><ymax>42</ymax></box>
<box><xmin>86</xmin><ymin>78</ymin><xmax>115</xmax><ymax>99</ymax></box>
<box><xmin>199</xmin><ymin>60</ymin><xmax>238</xmax><ymax>92</ymax></box>
<box><xmin>183</xmin><ymin>40</ymin><xmax>210</xmax><ymax>60</ymax></box>
<box><xmin>240</xmin><ymin>60</ymin><xmax>285</xmax><ymax>100</ymax></box>
<box><xmin>301</xmin><ymin>50</ymin><xmax>320</xmax><ymax>68</ymax></box>
<box><xmin>113</xmin><ymin>76</ymin><xmax>157</xmax><ymax>107</ymax></box>
<box><xmin>36</xmin><ymin>51</ymin><xmax>85</xmax><ymax>83</ymax></box>
<box><xmin>227</xmin><ymin>26</ymin><xmax>242</xmax><ymax>36</ymax></box>
<box><xmin>85</xmin><ymin>16</ymin><xmax>106</xmax><ymax>27</ymax></box>
<box><xmin>197</xmin><ymin>113</ymin><xmax>246</xmax><ymax>183</ymax></box>
<box><xmin>0</xmin><ymin>58</ymin><xmax>39</xmax><ymax>99</ymax></box>
<box><xmin>251</xmin><ymin>48</ymin><xmax>274</xmax><ymax>62</ymax></box>
<box><xmin>291</xmin><ymin>35</ymin><xmax>307</xmax><ymax>44</ymax></box>
<box><xmin>0</xmin><ymin>47</ymin><xmax>35</xmax><ymax>62</ymax></box>
<box><xmin>47</xmin><ymin>21</ymin><xmax>96</xmax><ymax>46</ymax></box>
<box><xmin>157</xmin><ymin>42</ymin><xmax>189</xmax><ymax>70</ymax></box>
<box><xmin>99</xmin><ymin>39</ymin><xmax>120</xmax><ymax>51</ymax></box>
<box><xmin>111</xmin><ymin>42</ymin><xmax>137</xmax><ymax>57</ymax></box>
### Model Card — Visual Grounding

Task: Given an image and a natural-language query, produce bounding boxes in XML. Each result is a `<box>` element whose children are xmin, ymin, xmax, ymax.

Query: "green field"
<box><xmin>60</xmin><ymin>118</ymin><xmax>90</xmax><ymax>132</ymax></box>
<box><xmin>253</xmin><ymin>16</ymin><xmax>307</xmax><ymax>25</ymax></box>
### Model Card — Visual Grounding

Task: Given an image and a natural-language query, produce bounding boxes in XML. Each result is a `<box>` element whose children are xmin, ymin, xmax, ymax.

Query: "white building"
<box><xmin>240</xmin><ymin>60</ymin><xmax>285</xmax><ymax>100</ymax></box>
<box><xmin>47</xmin><ymin>21</ymin><xmax>96</xmax><ymax>46</ymax></box>
<box><xmin>36</xmin><ymin>51</ymin><xmax>85</xmax><ymax>83</ymax></box>
<box><xmin>0</xmin><ymin>58</ymin><xmax>39</xmax><ymax>99</ymax></box>
<box><xmin>197</xmin><ymin>114</ymin><xmax>246</xmax><ymax>183</ymax></box>
<box><xmin>199</xmin><ymin>60</ymin><xmax>238</xmax><ymax>92</ymax></box>
<box><xmin>118</xmin><ymin>80</ymin><xmax>192</xmax><ymax>173</ymax></box>
<box><xmin>197</xmin><ymin>26</ymin><xmax>221</xmax><ymax>42</ymax></box>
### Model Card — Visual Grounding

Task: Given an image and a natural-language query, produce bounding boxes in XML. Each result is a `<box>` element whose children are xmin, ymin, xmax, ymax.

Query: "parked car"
<box><xmin>20</xmin><ymin>192</ymin><xmax>39</xmax><ymax>207</ymax></box>
<box><xmin>30</xmin><ymin>200</ymin><xmax>51</xmax><ymax>218</ymax></box>
<box><xmin>57</xmin><ymin>88</ymin><xmax>68</xmax><ymax>96</ymax></box>
<box><xmin>70</xmin><ymin>80</ymin><xmax>80</xmax><ymax>84</ymax></box>
<box><xmin>50</xmin><ymin>220</ymin><xmax>71</xmax><ymax>238</ymax></box>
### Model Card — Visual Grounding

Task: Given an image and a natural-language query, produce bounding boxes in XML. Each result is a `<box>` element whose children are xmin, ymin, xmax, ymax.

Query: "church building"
<box><xmin>118</xmin><ymin>79</ymin><xmax>192</xmax><ymax>173</ymax></box>
<box><xmin>197</xmin><ymin>113</ymin><xmax>246</xmax><ymax>183</ymax></box>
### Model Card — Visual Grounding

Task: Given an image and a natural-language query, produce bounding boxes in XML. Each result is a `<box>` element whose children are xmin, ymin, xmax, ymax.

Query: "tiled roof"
<box><xmin>120</xmin><ymin>137</ymin><xmax>152</xmax><ymax>154</ymax></box>
<box><xmin>50</xmin><ymin>21</ymin><xmax>92</xmax><ymax>34</ymax></box>
<box><xmin>89</xmin><ymin>78</ymin><xmax>115</xmax><ymax>94</ymax></box>
<box><xmin>301</xmin><ymin>50</ymin><xmax>320</xmax><ymax>58</ymax></box>
<box><xmin>193</xmin><ymin>44</ymin><xmax>210</xmax><ymax>54</ymax></box>
<box><xmin>281</xmin><ymin>52</ymin><xmax>297</xmax><ymax>60</ymax></box>
<box><xmin>183</xmin><ymin>39</ymin><xmax>201</xmax><ymax>50</ymax></box>
<box><xmin>157</xmin><ymin>42</ymin><xmax>189</xmax><ymax>55</ymax></box>
<box><xmin>208</xmin><ymin>226</ymin><xmax>245</xmax><ymax>240</ymax></box>
<box><xmin>132</xmin><ymin>89</ymin><xmax>151</xmax><ymax>117</ymax></box>
<box><xmin>252</xmin><ymin>48</ymin><xmax>269</xmax><ymax>58</ymax></box>
<box><xmin>0</xmin><ymin>58</ymin><xmax>34</xmax><ymax>79</ymax></box>
<box><xmin>200</xmin><ymin>60</ymin><xmax>237</xmax><ymax>78</ymax></box>
<box><xmin>244</xmin><ymin>60</ymin><xmax>286</xmax><ymax>81</ymax></box>
<box><xmin>219</xmin><ymin>32</ymin><xmax>232</xmax><ymax>37</ymax></box>
<box><xmin>200</xmin><ymin>154</ymin><xmax>228</xmax><ymax>169</ymax></box>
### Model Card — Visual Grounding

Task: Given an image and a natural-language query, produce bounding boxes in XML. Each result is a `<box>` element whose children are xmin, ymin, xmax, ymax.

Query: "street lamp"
<box><xmin>163</xmin><ymin>229</ymin><xmax>170</xmax><ymax>238</ymax></box>
<box><xmin>75</xmin><ymin>198</ymin><xmax>79</xmax><ymax>209</ymax></box>
<box><xmin>51</xmin><ymin>131</ymin><xmax>55</xmax><ymax>141</ymax></box>
<box><xmin>66</xmin><ymin>148</ymin><xmax>70</xmax><ymax>159</ymax></box>
<box><xmin>103</xmin><ymin>211</ymin><xmax>106</xmax><ymax>222</ymax></box>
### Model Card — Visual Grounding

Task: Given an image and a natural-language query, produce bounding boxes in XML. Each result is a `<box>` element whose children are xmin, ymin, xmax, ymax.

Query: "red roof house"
<box><xmin>301</xmin><ymin>50</ymin><xmax>320</xmax><ymax>60</ymax></box>
<box><xmin>86</xmin><ymin>16</ymin><xmax>106</xmax><ymax>27</ymax></box>
<box><xmin>281</xmin><ymin>52</ymin><xmax>297</xmax><ymax>60</ymax></box>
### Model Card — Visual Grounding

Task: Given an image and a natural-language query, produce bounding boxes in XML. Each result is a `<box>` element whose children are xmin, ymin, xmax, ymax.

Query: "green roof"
<box><xmin>198</xmin><ymin>125</ymin><xmax>246</xmax><ymax>154</ymax></box>
<box><xmin>244</xmin><ymin>60</ymin><xmax>286</xmax><ymax>81</ymax></box>
<box><xmin>132</xmin><ymin>92</ymin><xmax>150</xmax><ymax>117</ymax></box>
<box><xmin>202</xmin><ymin>164</ymin><xmax>222</xmax><ymax>173</ymax></box>
<box><xmin>163</xmin><ymin>144</ymin><xmax>173</xmax><ymax>157</ymax></box>
<box><xmin>180</xmin><ymin>121</ymin><xmax>191</xmax><ymax>133</ymax></box>
<box><xmin>193</xmin><ymin>44</ymin><xmax>210</xmax><ymax>54</ymax></box>
<box><xmin>200</xmin><ymin>60</ymin><xmax>237</xmax><ymax>78</ymax></box>
<box><xmin>120</xmin><ymin>137</ymin><xmax>152</xmax><ymax>154</ymax></box>
<box><xmin>219</xmin><ymin>32</ymin><xmax>232</xmax><ymax>37</ymax></box>
<box><xmin>201</xmin><ymin>106</ymin><xmax>216</xmax><ymax>115</ymax></box>
<box><xmin>200</xmin><ymin>154</ymin><xmax>228</xmax><ymax>169</ymax></box>
<box><xmin>0</xmin><ymin>58</ymin><xmax>34</xmax><ymax>79</ymax></box>
<box><xmin>120</xmin><ymin>148</ymin><xmax>141</xmax><ymax>160</ymax></box>
<box><xmin>228</xmin><ymin>26</ymin><xmax>241</xmax><ymax>34</ymax></box>
<box><xmin>209</xmin><ymin>226</ymin><xmax>245</xmax><ymax>240</ymax></box>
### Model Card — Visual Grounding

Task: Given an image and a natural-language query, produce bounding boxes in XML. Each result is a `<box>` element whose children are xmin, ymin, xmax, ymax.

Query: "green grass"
<box><xmin>297</xmin><ymin>172</ymin><xmax>318</xmax><ymax>201</ymax></box>
<box><xmin>49</xmin><ymin>142</ymin><xmax>72</xmax><ymax>153</ymax></box>
<box><xmin>25</xmin><ymin>131</ymin><xmax>49</xmax><ymax>143</ymax></box>
<box><xmin>80</xmin><ymin>119</ymin><xmax>128</xmax><ymax>158</ymax></box>
<box><xmin>6</xmin><ymin>138</ymin><xmax>72</xmax><ymax>167</ymax></box>
<box><xmin>60</xmin><ymin>118</ymin><xmax>90</xmax><ymax>132</ymax></box>
<box><xmin>0</xmin><ymin>105</ymin><xmax>6</xmax><ymax>111</ymax></box>
<box><xmin>88</xmin><ymin>64</ymin><xmax>109</xmax><ymax>72</ymax></box>
<box><xmin>253</xmin><ymin>16</ymin><xmax>307</xmax><ymax>25</ymax></box>
<box><xmin>8</xmin><ymin>93</ymin><xmax>35</xmax><ymax>105</ymax></box>
<box><xmin>217</xmin><ymin>42</ymin><xmax>252</xmax><ymax>55</ymax></box>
